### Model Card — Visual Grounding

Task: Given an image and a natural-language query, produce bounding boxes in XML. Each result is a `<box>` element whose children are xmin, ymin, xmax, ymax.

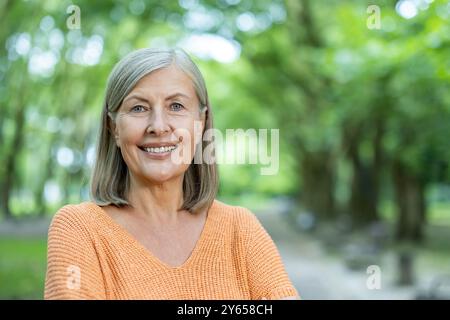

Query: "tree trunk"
<box><xmin>34</xmin><ymin>142</ymin><xmax>56</xmax><ymax>217</ymax></box>
<box><xmin>299</xmin><ymin>151</ymin><xmax>336</xmax><ymax>220</ymax></box>
<box><xmin>392</xmin><ymin>161</ymin><xmax>426</xmax><ymax>242</ymax></box>
<box><xmin>343</xmin><ymin>121</ymin><xmax>381</xmax><ymax>226</ymax></box>
<box><xmin>0</xmin><ymin>104</ymin><xmax>26</xmax><ymax>219</ymax></box>
<box><xmin>349</xmin><ymin>160</ymin><xmax>379</xmax><ymax>225</ymax></box>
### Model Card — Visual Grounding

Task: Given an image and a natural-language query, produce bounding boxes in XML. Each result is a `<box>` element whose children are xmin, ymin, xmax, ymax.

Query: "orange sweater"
<box><xmin>44</xmin><ymin>199</ymin><xmax>299</xmax><ymax>299</ymax></box>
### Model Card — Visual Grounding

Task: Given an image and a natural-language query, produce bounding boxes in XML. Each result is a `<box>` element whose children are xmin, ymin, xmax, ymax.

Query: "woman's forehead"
<box><xmin>132</xmin><ymin>65</ymin><xmax>196</xmax><ymax>93</ymax></box>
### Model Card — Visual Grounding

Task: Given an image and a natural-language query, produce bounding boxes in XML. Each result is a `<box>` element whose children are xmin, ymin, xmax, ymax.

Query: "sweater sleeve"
<box><xmin>44</xmin><ymin>205</ymin><xmax>106</xmax><ymax>300</ymax></box>
<box><xmin>243</xmin><ymin>209</ymin><xmax>299</xmax><ymax>300</ymax></box>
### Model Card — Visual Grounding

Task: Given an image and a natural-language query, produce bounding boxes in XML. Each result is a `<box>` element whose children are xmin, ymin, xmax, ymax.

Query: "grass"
<box><xmin>428</xmin><ymin>202</ymin><xmax>450</xmax><ymax>226</ymax></box>
<box><xmin>0</xmin><ymin>237</ymin><xmax>47</xmax><ymax>299</ymax></box>
<box><xmin>380</xmin><ymin>201</ymin><xmax>450</xmax><ymax>226</ymax></box>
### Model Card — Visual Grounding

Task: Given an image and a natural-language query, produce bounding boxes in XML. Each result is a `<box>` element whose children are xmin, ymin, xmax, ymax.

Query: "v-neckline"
<box><xmin>88</xmin><ymin>200</ymin><xmax>217</xmax><ymax>270</ymax></box>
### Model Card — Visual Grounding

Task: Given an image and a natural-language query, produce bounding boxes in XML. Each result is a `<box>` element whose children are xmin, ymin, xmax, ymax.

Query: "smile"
<box><xmin>138</xmin><ymin>144</ymin><xmax>179</xmax><ymax>154</ymax></box>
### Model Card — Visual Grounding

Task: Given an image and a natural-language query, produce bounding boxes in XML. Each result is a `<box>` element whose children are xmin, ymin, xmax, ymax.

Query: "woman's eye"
<box><xmin>170</xmin><ymin>103</ymin><xmax>184</xmax><ymax>111</ymax></box>
<box><xmin>131</xmin><ymin>105</ymin><xmax>145</xmax><ymax>112</ymax></box>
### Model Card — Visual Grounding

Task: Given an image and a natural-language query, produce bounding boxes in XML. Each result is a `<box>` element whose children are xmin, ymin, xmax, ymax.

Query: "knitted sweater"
<box><xmin>44</xmin><ymin>199</ymin><xmax>299</xmax><ymax>299</ymax></box>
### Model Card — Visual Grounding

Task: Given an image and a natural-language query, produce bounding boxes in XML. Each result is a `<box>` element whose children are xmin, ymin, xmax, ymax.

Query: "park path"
<box><xmin>254</xmin><ymin>207</ymin><xmax>418</xmax><ymax>299</ymax></box>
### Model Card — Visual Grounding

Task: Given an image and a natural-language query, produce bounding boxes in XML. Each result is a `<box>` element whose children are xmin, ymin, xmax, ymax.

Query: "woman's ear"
<box><xmin>193</xmin><ymin>107</ymin><xmax>207</xmax><ymax>146</ymax></box>
<box><xmin>200</xmin><ymin>106</ymin><xmax>208</xmax><ymax>130</ymax></box>
<box><xmin>108</xmin><ymin>112</ymin><xmax>120</xmax><ymax>148</ymax></box>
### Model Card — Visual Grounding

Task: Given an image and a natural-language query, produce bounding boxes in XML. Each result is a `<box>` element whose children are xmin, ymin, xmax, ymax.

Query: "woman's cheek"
<box><xmin>119</xmin><ymin>121</ymin><xmax>142</xmax><ymax>146</ymax></box>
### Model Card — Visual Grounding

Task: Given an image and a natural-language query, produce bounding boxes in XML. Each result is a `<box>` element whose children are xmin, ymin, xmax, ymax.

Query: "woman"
<box><xmin>44</xmin><ymin>48</ymin><xmax>299</xmax><ymax>300</ymax></box>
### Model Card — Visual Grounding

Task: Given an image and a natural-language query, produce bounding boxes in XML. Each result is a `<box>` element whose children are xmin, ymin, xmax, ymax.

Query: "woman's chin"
<box><xmin>142</xmin><ymin>170</ymin><xmax>178</xmax><ymax>184</ymax></box>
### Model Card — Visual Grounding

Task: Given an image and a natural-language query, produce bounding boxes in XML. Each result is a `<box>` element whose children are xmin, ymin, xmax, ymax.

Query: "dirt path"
<box><xmin>256</xmin><ymin>209</ymin><xmax>417</xmax><ymax>299</ymax></box>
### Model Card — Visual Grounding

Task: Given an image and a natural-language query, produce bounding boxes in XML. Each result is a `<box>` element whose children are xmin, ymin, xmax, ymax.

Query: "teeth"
<box><xmin>143</xmin><ymin>145</ymin><xmax>177</xmax><ymax>153</ymax></box>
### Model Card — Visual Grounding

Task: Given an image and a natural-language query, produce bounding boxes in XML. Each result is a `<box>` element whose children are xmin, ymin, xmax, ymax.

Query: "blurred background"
<box><xmin>1</xmin><ymin>0</ymin><xmax>450</xmax><ymax>299</ymax></box>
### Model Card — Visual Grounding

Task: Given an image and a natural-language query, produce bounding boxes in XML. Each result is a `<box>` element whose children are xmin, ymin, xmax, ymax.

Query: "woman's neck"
<box><xmin>126</xmin><ymin>174</ymin><xmax>185</xmax><ymax>222</ymax></box>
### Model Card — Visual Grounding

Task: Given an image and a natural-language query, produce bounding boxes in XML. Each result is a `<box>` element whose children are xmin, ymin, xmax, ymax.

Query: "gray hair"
<box><xmin>90</xmin><ymin>48</ymin><xmax>219</xmax><ymax>213</ymax></box>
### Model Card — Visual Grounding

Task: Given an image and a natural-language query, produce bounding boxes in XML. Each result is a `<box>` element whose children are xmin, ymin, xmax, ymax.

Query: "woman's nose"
<box><xmin>146</xmin><ymin>108</ymin><xmax>170</xmax><ymax>135</ymax></box>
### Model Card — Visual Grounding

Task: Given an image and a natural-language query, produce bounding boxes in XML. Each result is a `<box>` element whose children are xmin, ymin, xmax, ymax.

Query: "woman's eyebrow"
<box><xmin>123</xmin><ymin>94</ymin><xmax>148</xmax><ymax>104</ymax></box>
<box><xmin>165</xmin><ymin>92</ymin><xmax>190</xmax><ymax>100</ymax></box>
<box><xmin>123</xmin><ymin>92</ymin><xmax>190</xmax><ymax>103</ymax></box>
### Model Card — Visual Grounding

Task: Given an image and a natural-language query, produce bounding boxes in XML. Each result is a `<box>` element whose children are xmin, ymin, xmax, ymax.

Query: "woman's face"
<box><xmin>112</xmin><ymin>64</ymin><xmax>205</xmax><ymax>184</ymax></box>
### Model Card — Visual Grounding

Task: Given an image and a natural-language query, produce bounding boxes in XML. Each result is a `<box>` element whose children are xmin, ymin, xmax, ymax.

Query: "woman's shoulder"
<box><xmin>48</xmin><ymin>202</ymin><xmax>100</xmax><ymax>235</ymax></box>
<box><xmin>211</xmin><ymin>199</ymin><xmax>262</xmax><ymax>233</ymax></box>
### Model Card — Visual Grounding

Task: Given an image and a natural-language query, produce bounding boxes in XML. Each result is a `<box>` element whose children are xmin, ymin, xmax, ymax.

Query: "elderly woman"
<box><xmin>44</xmin><ymin>48</ymin><xmax>299</xmax><ymax>300</ymax></box>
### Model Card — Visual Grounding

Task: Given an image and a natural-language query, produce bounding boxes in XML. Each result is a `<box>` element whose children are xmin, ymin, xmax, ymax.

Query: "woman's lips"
<box><xmin>138</xmin><ymin>144</ymin><xmax>179</xmax><ymax>160</ymax></box>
